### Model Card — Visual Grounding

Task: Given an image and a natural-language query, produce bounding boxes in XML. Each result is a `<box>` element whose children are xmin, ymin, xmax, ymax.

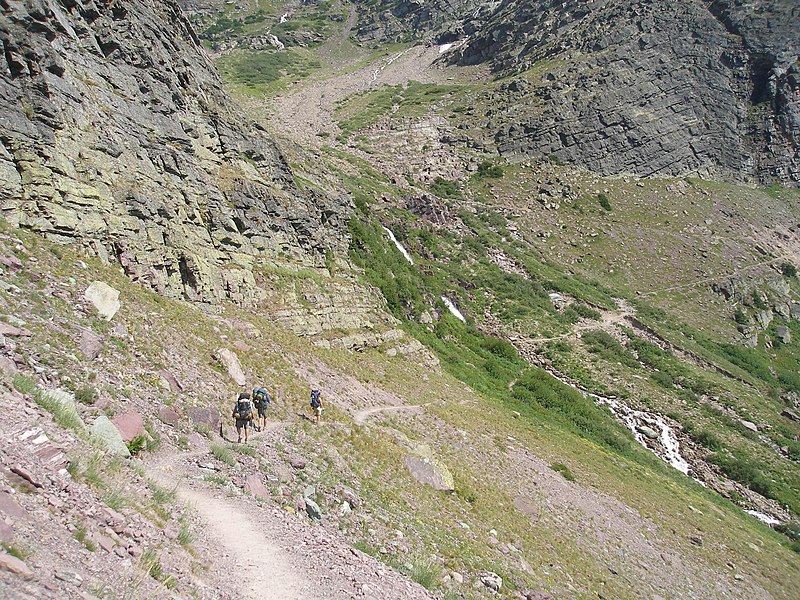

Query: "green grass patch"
<box><xmin>550</xmin><ymin>463</ymin><xmax>575</xmax><ymax>481</ymax></box>
<box><xmin>210</xmin><ymin>443</ymin><xmax>237</xmax><ymax>466</ymax></box>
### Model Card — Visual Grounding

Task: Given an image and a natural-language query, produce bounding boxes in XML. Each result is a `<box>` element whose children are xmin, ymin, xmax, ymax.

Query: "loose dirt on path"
<box><xmin>176</xmin><ymin>485</ymin><xmax>310</xmax><ymax>600</ymax></box>
<box><xmin>147</xmin><ymin>425</ymin><xmax>437</xmax><ymax>600</ymax></box>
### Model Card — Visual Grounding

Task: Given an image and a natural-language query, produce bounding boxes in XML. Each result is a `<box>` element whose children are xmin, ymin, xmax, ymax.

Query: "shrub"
<box><xmin>692</xmin><ymin>429</ymin><xmax>723</xmax><ymax>451</ymax></box>
<box><xmin>475</xmin><ymin>161</ymin><xmax>504</xmax><ymax>179</ymax></box>
<box><xmin>74</xmin><ymin>386</ymin><xmax>97</xmax><ymax>405</ymax></box>
<box><xmin>781</xmin><ymin>262</ymin><xmax>797</xmax><ymax>278</ymax></box>
<box><xmin>550</xmin><ymin>463</ymin><xmax>575</xmax><ymax>481</ymax></box>
<box><xmin>430</xmin><ymin>177</ymin><xmax>461</xmax><ymax>199</ymax></box>
<box><xmin>407</xmin><ymin>559</ymin><xmax>442</xmax><ymax>590</ymax></box>
<box><xmin>127</xmin><ymin>434</ymin><xmax>147</xmax><ymax>455</ymax></box>
<box><xmin>597</xmin><ymin>194</ymin><xmax>612</xmax><ymax>211</ymax></box>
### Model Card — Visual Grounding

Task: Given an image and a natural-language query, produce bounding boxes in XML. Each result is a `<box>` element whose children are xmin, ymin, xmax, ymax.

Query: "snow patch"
<box><xmin>382</xmin><ymin>227</ymin><xmax>414</xmax><ymax>265</ymax></box>
<box><xmin>280</xmin><ymin>12</ymin><xmax>288</xmax><ymax>24</ymax></box>
<box><xmin>438</xmin><ymin>43</ymin><xmax>455</xmax><ymax>54</ymax></box>
<box><xmin>441</xmin><ymin>296</ymin><xmax>466</xmax><ymax>323</ymax></box>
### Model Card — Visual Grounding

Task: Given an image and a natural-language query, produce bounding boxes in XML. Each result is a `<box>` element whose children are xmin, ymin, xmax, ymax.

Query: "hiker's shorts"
<box><xmin>235</xmin><ymin>418</ymin><xmax>250</xmax><ymax>430</ymax></box>
<box><xmin>256</xmin><ymin>406</ymin><xmax>267</xmax><ymax>418</ymax></box>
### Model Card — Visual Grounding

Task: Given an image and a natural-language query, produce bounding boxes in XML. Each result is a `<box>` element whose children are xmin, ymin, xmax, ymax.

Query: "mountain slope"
<box><xmin>353</xmin><ymin>0</ymin><xmax>800</xmax><ymax>184</ymax></box>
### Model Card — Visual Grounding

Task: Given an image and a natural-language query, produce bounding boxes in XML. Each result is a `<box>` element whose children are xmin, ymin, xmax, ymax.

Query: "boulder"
<box><xmin>781</xmin><ymin>408</ymin><xmax>800</xmax><ymax>423</ymax></box>
<box><xmin>0</xmin><ymin>552</ymin><xmax>34</xmax><ymax>579</ymax></box>
<box><xmin>158</xmin><ymin>370</ymin><xmax>183</xmax><ymax>392</ymax></box>
<box><xmin>305</xmin><ymin>497</ymin><xmax>322</xmax><ymax>521</ymax></box>
<box><xmin>739</xmin><ymin>420</ymin><xmax>759</xmax><ymax>433</ymax></box>
<box><xmin>0</xmin><ymin>493</ymin><xmax>26</xmax><ymax>520</ymax></box>
<box><xmin>244</xmin><ymin>474</ymin><xmax>270</xmax><ymax>501</ymax></box>
<box><xmin>112</xmin><ymin>412</ymin><xmax>145</xmax><ymax>443</ymax></box>
<box><xmin>80</xmin><ymin>328</ymin><xmax>103</xmax><ymax>360</ymax></box>
<box><xmin>636</xmin><ymin>425</ymin><xmax>659</xmax><ymax>440</ymax></box>
<box><xmin>775</xmin><ymin>325</ymin><xmax>791</xmax><ymax>344</ymax></box>
<box><xmin>83</xmin><ymin>282</ymin><xmax>121</xmax><ymax>321</ymax></box>
<box><xmin>480</xmin><ymin>572</ymin><xmax>503</xmax><ymax>592</ymax></box>
<box><xmin>0</xmin><ymin>323</ymin><xmax>32</xmax><ymax>337</ymax></box>
<box><xmin>90</xmin><ymin>416</ymin><xmax>131</xmax><ymax>457</ymax></box>
<box><xmin>289</xmin><ymin>456</ymin><xmax>307</xmax><ymax>470</ymax></box>
<box><xmin>403</xmin><ymin>444</ymin><xmax>454</xmax><ymax>492</ymax></box>
<box><xmin>0</xmin><ymin>355</ymin><xmax>17</xmax><ymax>374</ymax></box>
<box><xmin>0</xmin><ymin>521</ymin><xmax>14</xmax><ymax>543</ymax></box>
<box><xmin>158</xmin><ymin>406</ymin><xmax>180</xmax><ymax>426</ymax></box>
<box><xmin>215</xmin><ymin>348</ymin><xmax>246</xmax><ymax>385</ymax></box>
<box><xmin>187</xmin><ymin>406</ymin><xmax>220</xmax><ymax>431</ymax></box>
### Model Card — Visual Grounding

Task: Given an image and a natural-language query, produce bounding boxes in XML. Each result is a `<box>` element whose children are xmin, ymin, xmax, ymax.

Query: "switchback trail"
<box><xmin>353</xmin><ymin>403</ymin><xmax>427</xmax><ymax>425</ymax></box>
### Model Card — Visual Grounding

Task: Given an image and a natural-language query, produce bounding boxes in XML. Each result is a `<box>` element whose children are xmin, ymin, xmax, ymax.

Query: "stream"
<box><xmin>379</xmin><ymin>226</ymin><xmax>780</xmax><ymax>525</ymax></box>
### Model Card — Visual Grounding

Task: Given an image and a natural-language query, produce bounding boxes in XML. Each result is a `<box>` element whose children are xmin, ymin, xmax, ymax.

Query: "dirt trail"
<box><xmin>176</xmin><ymin>485</ymin><xmax>310</xmax><ymax>600</ymax></box>
<box><xmin>147</xmin><ymin>420</ymin><xmax>437</xmax><ymax>600</ymax></box>
<box><xmin>353</xmin><ymin>403</ymin><xmax>427</xmax><ymax>425</ymax></box>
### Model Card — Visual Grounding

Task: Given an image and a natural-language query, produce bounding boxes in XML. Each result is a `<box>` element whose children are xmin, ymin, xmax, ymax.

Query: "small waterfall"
<box><xmin>543</xmin><ymin>367</ymin><xmax>690</xmax><ymax>474</ymax></box>
<box><xmin>441</xmin><ymin>296</ymin><xmax>466</xmax><ymax>323</ymax></box>
<box><xmin>746</xmin><ymin>510</ymin><xmax>781</xmax><ymax>526</ymax></box>
<box><xmin>382</xmin><ymin>226</ymin><xmax>414</xmax><ymax>265</ymax></box>
<box><xmin>279</xmin><ymin>12</ymin><xmax>288</xmax><ymax>23</ymax></box>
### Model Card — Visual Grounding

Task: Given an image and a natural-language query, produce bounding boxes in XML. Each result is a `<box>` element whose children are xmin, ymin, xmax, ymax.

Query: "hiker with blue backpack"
<box><xmin>232</xmin><ymin>391</ymin><xmax>254</xmax><ymax>443</ymax></box>
<box><xmin>252</xmin><ymin>386</ymin><xmax>271</xmax><ymax>431</ymax></box>
<box><xmin>310</xmin><ymin>388</ymin><xmax>323</xmax><ymax>424</ymax></box>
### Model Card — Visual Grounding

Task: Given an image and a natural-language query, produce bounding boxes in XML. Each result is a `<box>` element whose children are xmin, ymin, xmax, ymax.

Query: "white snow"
<box><xmin>279</xmin><ymin>12</ymin><xmax>288</xmax><ymax>24</ymax></box>
<box><xmin>746</xmin><ymin>510</ymin><xmax>781</xmax><ymax>526</ymax></box>
<box><xmin>438</xmin><ymin>43</ymin><xmax>455</xmax><ymax>54</ymax></box>
<box><xmin>441</xmin><ymin>296</ymin><xmax>466</xmax><ymax>323</ymax></box>
<box><xmin>382</xmin><ymin>227</ymin><xmax>414</xmax><ymax>265</ymax></box>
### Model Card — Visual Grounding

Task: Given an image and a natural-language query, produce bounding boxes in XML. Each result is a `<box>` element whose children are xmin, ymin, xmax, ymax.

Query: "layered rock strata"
<box><xmin>0</xmin><ymin>0</ymin><xmax>350</xmax><ymax>305</ymax></box>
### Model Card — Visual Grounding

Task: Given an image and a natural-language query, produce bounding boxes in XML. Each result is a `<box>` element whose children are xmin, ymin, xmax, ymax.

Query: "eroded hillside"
<box><xmin>2</xmin><ymin>1</ymin><xmax>800</xmax><ymax>599</ymax></box>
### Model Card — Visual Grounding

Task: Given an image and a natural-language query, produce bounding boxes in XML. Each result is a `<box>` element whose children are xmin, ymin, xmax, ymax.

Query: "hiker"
<box><xmin>232</xmin><ymin>391</ymin><xmax>253</xmax><ymax>443</ymax></box>
<box><xmin>252</xmin><ymin>386</ymin><xmax>270</xmax><ymax>431</ymax></box>
<box><xmin>310</xmin><ymin>388</ymin><xmax>323</xmax><ymax>424</ymax></box>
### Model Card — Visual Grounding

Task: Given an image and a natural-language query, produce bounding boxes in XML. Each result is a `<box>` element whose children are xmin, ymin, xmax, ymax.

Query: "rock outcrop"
<box><xmin>355</xmin><ymin>0</ymin><xmax>800</xmax><ymax>185</ymax></box>
<box><xmin>0</xmin><ymin>0</ymin><xmax>352</xmax><ymax>306</ymax></box>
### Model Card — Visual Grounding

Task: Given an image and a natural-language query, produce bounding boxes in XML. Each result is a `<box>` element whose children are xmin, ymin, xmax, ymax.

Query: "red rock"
<box><xmin>0</xmin><ymin>323</ymin><xmax>32</xmax><ymax>337</ymax></box>
<box><xmin>80</xmin><ymin>329</ymin><xmax>103</xmax><ymax>360</ymax></box>
<box><xmin>158</xmin><ymin>370</ymin><xmax>183</xmax><ymax>392</ymax></box>
<box><xmin>94</xmin><ymin>533</ymin><xmax>115</xmax><ymax>554</ymax></box>
<box><xmin>0</xmin><ymin>356</ymin><xmax>17</xmax><ymax>374</ymax></box>
<box><xmin>0</xmin><ymin>521</ymin><xmax>14</xmax><ymax>543</ymax></box>
<box><xmin>244</xmin><ymin>474</ymin><xmax>270</xmax><ymax>501</ymax></box>
<box><xmin>0</xmin><ymin>552</ymin><xmax>33</xmax><ymax>579</ymax></box>
<box><xmin>233</xmin><ymin>340</ymin><xmax>250</xmax><ymax>352</ymax></box>
<box><xmin>289</xmin><ymin>456</ymin><xmax>307</xmax><ymax>470</ymax></box>
<box><xmin>0</xmin><ymin>255</ymin><xmax>24</xmax><ymax>270</ymax></box>
<box><xmin>187</xmin><ymin>407</ymin><xmax>220</xmax><ymax>431</ymax></box>
<box><xmin>157</xmin><ymin>406</ymin><xmax>180</xmax><ymax>426</ymax></box>
<box><xmin>112</xmin><ymin>412</ymin><xmax>145</xmax><ymax>443</ymax></box>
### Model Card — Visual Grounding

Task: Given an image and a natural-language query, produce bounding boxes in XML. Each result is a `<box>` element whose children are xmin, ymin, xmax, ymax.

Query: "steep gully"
<box><xmin>381</xmin><ymin>228</ymin><xmax>781</xmax><ymax>526</ymax></box>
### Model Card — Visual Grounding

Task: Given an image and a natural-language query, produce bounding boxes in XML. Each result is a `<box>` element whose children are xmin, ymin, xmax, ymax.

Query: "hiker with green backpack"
<box><xmin>232</xmin><ymin>391</ymin><xmax>254</xmax><ymax>443</ymax></box>
<box><xmin>252</xmin><ymin>386</ymin><xmax>271</xmax><ymax>431</ymax></box>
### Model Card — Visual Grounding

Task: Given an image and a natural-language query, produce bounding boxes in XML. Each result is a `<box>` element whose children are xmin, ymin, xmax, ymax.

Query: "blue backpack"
<box><xmin>310</xmin><ymin>389</ymin><xmax>320</xmax><ymax>408</ymax></box>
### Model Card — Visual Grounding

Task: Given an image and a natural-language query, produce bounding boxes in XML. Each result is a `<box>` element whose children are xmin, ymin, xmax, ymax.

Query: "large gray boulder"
<box><xmin>83</xmin><ymin>282</ymin><xmax>121</xmax><ymax>321</ymax></box>
<box><xmin>91</xmin><ymin>417</ymin><xmax>131</xmax><ymax>457</ymax></box>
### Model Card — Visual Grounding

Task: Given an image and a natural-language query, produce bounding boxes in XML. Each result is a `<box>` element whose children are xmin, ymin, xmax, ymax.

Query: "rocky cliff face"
<box><xmin>0</xmin><ymin>0</ymin><xmax>351</xmax><ymax>305</ymax></box>
<box><xmin>356</xmin><ymin>0</ymin><xmax>800</xmax><ymax>185</ymax></box>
